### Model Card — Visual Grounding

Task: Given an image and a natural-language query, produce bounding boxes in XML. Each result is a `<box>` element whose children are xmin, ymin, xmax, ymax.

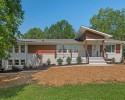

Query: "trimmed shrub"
<box><xmin>47</xmin><ymin>59</ymin><xmax>51</xmax><ymax>66</ymax></box>
<box><xmin>0</xmin><ymin>67</ymin><xmax>4</xmax><ymax>72</ymax></box>
<box><xmin>12</xmin><ymin>66</ymin><xmax>20</xmax><ymax>72</ymax></box>
<box><xmin>77</xmin><ymin>56</ymin><xmax>82</xmax><ymax>64</ymax></box>
<box><xmin>57</xmin><ymin>58</ymin><xmax>63</xmax><ymax>65</ymax></box>
<box><xmin>120</xmin><ymin>58</ymin><xmax>124</xmax><ymax>63</ymax></box>
<box><xmin>112</xmin><ymin>58</ymin><xmax>115</xmax><ymax>63</ymax></box>
<box><xmin>66</xmin><ymin>57</ymin><xmax>72</xmax><ymax>65</ymax></box>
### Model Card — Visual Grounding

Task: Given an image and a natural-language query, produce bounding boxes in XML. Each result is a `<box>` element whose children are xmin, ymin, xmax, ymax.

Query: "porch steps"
<box><xmin>89</xmin><ymin>57</ymin><xmax>107</xmax><ymax>64</ymax></box>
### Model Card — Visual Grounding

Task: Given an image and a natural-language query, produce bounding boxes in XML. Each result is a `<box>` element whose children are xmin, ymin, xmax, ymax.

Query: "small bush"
<box><xmin>47</xmin><ymin>59</ymin><xmax>51</xmax><ymax>66</ymax></box>
<box><xmin>120</xmin><ymin>58</ymin><xmax>124</xmax><ymax>63</ymax></box>
<box><xmin>66</xmin><ymin>57</ymin><xmax>72</xmax><ymax>65</ymax></box>
<box><xmin>77</xmin><ymin>56</ymin><xmax>82</xmax><ymax>64</ymax></box>
<box><xmin>57</xmin><ymin>58</ymin><xmax>63</xmax><ymax>65</ymax></box>
<box><xmin>0</xmin><ymin>67</ymin><xmax>4</xmax><ymax>72</ymax></box>
<box><xmin>12</xmin><ymin>66</ymin><xmax>20</xmax><ymax>72</ymax></box>
<box><xmin>43</xmin><ymin>63</ymin><xmax>47</xmax><ymax>67</ymax></box>
<box><xmin>112</xmin><ymin>58</ymin><xmax>115</xmax><ymax>63</ymax></box>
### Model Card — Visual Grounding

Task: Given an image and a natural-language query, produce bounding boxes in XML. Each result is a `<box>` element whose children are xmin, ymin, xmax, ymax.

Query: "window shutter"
<box><xmin>116</xmin><ymin>44</ymin><xmax>120</xmax><ymax>53</ymax></box>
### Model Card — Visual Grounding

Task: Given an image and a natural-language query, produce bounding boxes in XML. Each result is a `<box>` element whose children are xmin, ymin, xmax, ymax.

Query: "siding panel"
<box><xmin>28</xmin><ymin>45</ymin><xmax>56</xmax><ymax>53</ymax></box>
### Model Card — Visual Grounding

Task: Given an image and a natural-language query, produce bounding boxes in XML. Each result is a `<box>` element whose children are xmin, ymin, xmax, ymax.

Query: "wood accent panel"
<box><xmin>116</xmin><ymin>44</ymin><xmax>120</xmax><ymax>53</ymax></box>
<box><xmin>28</xmin><ymin>45</ymin><xmax>56</xmax><ymax>53</ymax></box>
<box><xmin>85</xmin><ymin>30</ymin><xmax>105</xmax><ymax>39</ymax></box>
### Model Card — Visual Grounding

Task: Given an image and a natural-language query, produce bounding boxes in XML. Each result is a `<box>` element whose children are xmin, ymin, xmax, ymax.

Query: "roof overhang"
<box><xmin>75</xmin><ymin>26</ymin><xmax>112</xmax><ymax>42</ymax></box>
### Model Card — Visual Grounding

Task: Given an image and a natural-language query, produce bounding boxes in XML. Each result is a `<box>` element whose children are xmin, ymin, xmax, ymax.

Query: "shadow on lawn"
<box><xmin>0</xmin><ymin>84</ymin><xmax>28</xmax><ymax>99</ymax></box>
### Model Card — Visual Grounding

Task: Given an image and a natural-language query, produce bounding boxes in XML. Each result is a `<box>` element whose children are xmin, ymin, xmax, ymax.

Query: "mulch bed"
<box><xmin>0</xmin><ymin>64</ymin><xmax>125</xmax><ymax>88</ymax></box>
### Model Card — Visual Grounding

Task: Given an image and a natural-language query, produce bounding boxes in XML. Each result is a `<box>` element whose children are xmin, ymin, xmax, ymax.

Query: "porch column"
<box><xmin>85</xmin><ymin>40</ymin><xmax>89</xmax><ymax>64</ymax></box>
<box><xmin>102</xmin><ymin>40</ymin><xmax>104</xmax><ymax>57</ymax></box>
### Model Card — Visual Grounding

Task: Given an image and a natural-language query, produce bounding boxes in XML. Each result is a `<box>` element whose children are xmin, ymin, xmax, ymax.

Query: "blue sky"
<box><xmin>19</xmin><ymin>0</ymin><xmax>125</xmax><ymax>34</ymax></box>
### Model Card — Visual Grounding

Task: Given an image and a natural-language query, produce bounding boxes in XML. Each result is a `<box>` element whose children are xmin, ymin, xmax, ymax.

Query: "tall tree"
<box><xmin>90</xmin><ymin>8</ymin><xmax>125</xmax><ymax>40</ymax></box>
<box><xmin>45</xmin><ymin>20</ymin><xmax>75</xmax><ymax>39</ymax></box>
<box><xmin>0</xmin><ymin>0</ymin><xmax>24</xmax><ymax>60</ymax></box>
<box><xmin>22</xmin><ymin>27</ymin><xmax>45</xmax><ymax>39</ymax></box>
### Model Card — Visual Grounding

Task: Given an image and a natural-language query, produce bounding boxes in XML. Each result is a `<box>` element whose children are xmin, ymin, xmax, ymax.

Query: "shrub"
<box><xmin>77</xmin><ymin>56</ymin><xmax>82</xmax><ymax>64</ymax></box>
<box><xmin>0</xmin><ymin>67</ymin><xmax>4</xmax><ymax>72</ymax></box>
<box><xmin>66</xmin><ymin>57</ymin><xmax>72</xmax><ymax>65</ymax></box>
<box><xmin>112</xmin><ymin>58</ymin><xmax>115</xmax><ymax>63</ymax></box>
<box><xmin>47</xmin><ymin>59</ymin><xmax>51</xmax><ymax>66</ymax></box>
<box><xmin>12</xmin><ymin>66</ymin><xmax>20</xmax><ymax>72</ymax></box>
<box><xmin>57</xmin><ymin>58</ymin><xmax>63</xmax><ymax>65</ymax></box>
<box><xmin>120</xmin><ymin>58</ymin><xmax>124</xmax><ymax>63</ymax></box>
<box><xmin>43</xmin><ymin>63</ymin><xmax>47</xmax><ymax>67</ymax></box>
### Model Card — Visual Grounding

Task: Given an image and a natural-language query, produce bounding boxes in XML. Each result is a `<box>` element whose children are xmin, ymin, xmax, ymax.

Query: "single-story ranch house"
<box><xmin>1</xmin><ymin>26</ymin><xmax>125</xmax><ymax>70</ymax></box>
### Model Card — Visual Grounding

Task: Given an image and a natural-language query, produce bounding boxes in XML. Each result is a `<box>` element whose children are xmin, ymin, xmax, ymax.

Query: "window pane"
<box><xmin>63</xmin><ymin>49</ymin><xmax>67</xmax><ymax>53</ymax></box>
<box><xmin>106</xmin><ymin>45</ymin><xmax>111</xmax><ymax>52</ymax></box>
<box><xmin>73</xmin><ymin>45</ymin><xmax>78</xmax><ymax>53</ymax></box>
<box><xmin>15</xmin><ymin>46</ymin><xmax>19</xmax><ymax>53</ymax></box>
<box><xmin>57</xmin><ymin>45</ymin><xmax>63</xmax><ymax>53</ymax></box>
<box><xmin>8</xmin><ymin>60</ymin><xmax>13</xmax><ymax>65</ymax></box>
<box><xmin>21</xmin><ymin>60</ymin><xmax>25</xmax><ymax>65</ymax></box>
<box><xmin>15</xmin><ymin>60</ymin><xmax>19</xmax><ymax>65</ymax></box>
<box><xmin>21</xmin><ymin>45</ymin><xmax>25</xmax><ymax>53</ymax></box>
<box><xmin>58</xmin><ymin>49</ymin><xmax>62</xmax><ymax>53</ymax></box>
<box><xmin>112</xmin><ymin>45</ymin><xmax>115</xmax><ymax>52</ymax></box>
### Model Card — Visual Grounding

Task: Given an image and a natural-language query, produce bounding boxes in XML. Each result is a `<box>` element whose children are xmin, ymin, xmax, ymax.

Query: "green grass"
<box><xmin>0</xmin><ymin>83</ymin><xmax>125</xmax><ymax>100</ymax></box>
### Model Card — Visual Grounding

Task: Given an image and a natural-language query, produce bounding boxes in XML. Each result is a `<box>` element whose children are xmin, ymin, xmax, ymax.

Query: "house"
<box><xmin>2</xmin><ymin>26</ymin><xmax>125</xmax><ymax>70</ymax></box>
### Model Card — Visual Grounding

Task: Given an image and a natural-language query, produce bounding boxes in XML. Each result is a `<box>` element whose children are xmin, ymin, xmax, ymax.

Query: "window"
<box><xmin>8</xmin><ymin>60</ymin><xmax>13</xmax><ymax>65</ymax></box>
<box><xmin>106</xmin><ymin>45</ymin><xmax>115</xmax><ymax>53</ymax></box>
<box><xmin>57</xmin><ymin>45</ymin><xmax>78</xmax><ymax>53</ymax></box>
<box><xmin>21</xmin><ymin>60</ymin><xmax>25</xmax><ymax>65</ymax></box>
<box><xmin>15</xmin><ymin>45</ymin><xmax>19</xmax><ymax>53</ymax></box>
<box><xmin>58</xmin><ymin>49</ymin><xmax>62</xmax><ymax>53</ymax></box>
<box><xmin>57</xmin><ymin>45</ymin><xmax>63</xmax><ymax>53</ymax></box>
<box><xmin>15</xmin><ymin>60</ymin><xmax>19</xmax><ymax>65</ymax></box>
<box><xmin>21</xmin><ymin>45</ymin><xmax>25</xmax><ymax>53</ymax></box>
<box><xmin>63</xmin><ymin>49</ymin><xmax>67</xmax><ymax>53</ymax></box>
<box><xmin>73</xmin><ymin>45</ymin><xmax>78</xmax><ymax>53</ymax></box>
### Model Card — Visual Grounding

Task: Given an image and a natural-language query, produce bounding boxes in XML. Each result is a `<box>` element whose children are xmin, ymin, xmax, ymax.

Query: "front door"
<box><xmin>87</xmin><ymin>45</ymin><xmax>92</xmax><ymax>57</ymax></box>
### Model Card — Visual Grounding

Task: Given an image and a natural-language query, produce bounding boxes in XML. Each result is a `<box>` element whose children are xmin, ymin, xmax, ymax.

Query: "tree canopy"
<box><xmin>0</xmin><ymin>0</ymin><xmax>24</xmax><ymax>60</ymax></box>
<box><xmin>22</xmin><ymin>27</ymin><xmax>45</xmax><ymax>39</ymax></box>
<box><xmin>90</xmin><ymin>8</ymin><xmax>125</xmax><ymax>40</ymax></box>
<box><xmin>45</xmin><ymin>20</ymin><xmax>75</xmax><ymax>39</ymax></box>
<box><xmin>22</xmin><ymin>20</ymin><xmax>75</xmax><ymax>39</ymax></box>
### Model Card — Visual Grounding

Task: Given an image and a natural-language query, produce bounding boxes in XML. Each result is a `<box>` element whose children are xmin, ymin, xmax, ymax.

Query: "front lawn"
<box><xmin>0</xmin><ymin>83</ymin><xmax>125</xmax><ymax>100</ymax></box>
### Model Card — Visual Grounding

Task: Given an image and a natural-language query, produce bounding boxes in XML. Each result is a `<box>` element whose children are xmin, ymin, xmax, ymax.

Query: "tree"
<box><xmin>90</xmin><ymin>8</ymin><xmax>125</xmax><ymax>40</ymax></box>
<box><xmin>45</xmin><ymin>20</ymin><xmax>75</xmax><ymax>39</ymax></box>
<box><xmin>22</xmin><ymin>27</ymin><xmax>45</xmax><ymax>39</ymax></box>
<box><xmin>0</xmin><ymin>0</ymin><xmax>24</xmax><ymax>60</ymax></box>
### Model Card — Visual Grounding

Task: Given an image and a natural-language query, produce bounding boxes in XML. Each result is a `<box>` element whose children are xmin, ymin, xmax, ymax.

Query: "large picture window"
<box><xmin>106</xmin><ymin>45</ymin><xmax>115</xmax><ymax>53</ymax></box>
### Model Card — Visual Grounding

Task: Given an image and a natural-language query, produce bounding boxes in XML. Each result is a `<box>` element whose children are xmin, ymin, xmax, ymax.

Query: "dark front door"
<box><xmin>87</xmin><ymin>45</ymin><xmax>92</xmax><ymax>57</ymax></box>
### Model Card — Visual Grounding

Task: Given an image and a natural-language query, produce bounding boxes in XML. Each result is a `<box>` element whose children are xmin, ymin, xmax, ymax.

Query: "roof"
<box><xmin>17</xmin><ymin>39</ymin><xmax>80</xmax><ymax>44</ymax></box>
<box><xmin>75</xmin><ymin>26</ymin><xmax>112</xmax><ymax>41</ymax></box>
<box><xmin>105</xmin><ymin>39</ymin><xmax>125</xmax><ymax>44</ymax></box>
<box><xmin>17</xmin><ymin>39</ymin><xmax>125</xmax><ymax>44</ymax></box>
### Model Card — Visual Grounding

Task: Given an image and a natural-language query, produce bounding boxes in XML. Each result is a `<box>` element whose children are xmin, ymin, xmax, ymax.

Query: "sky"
<box><xmin>19</xmin><ymin>0</ymin><xmax>125</xmax><ymax>34</ymax></box>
